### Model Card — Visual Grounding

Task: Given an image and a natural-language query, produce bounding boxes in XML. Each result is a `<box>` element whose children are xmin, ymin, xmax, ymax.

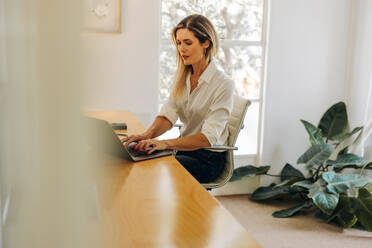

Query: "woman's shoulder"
<box><xmin>212</xmin><ymin>66</ymin><xmax>235</xmax><ymax>89</ymax></box>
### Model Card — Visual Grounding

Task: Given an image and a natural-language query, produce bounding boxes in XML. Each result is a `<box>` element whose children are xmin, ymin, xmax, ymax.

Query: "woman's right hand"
<box><xmin>123</xmin><ymin>133</ymin><xmax>151</xmax><ymax>147</ymax></box>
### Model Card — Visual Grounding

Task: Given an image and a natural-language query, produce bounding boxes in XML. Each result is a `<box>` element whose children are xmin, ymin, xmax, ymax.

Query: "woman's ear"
<box><xmin>202</xmin><ymin>40</ymin><xmax>210</xmax><ymax>49</ymax></box>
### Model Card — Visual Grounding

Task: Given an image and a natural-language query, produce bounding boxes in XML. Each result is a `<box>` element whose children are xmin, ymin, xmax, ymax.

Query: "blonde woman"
<box><xmin>125</xmin><ymin>14</ymin><xmax>234</xmax><ymax>183</ymax></box>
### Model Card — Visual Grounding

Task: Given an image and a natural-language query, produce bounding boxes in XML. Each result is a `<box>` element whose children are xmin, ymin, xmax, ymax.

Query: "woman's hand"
<box><xmin>134</xmin><ymin>139</ymin><xmax>170</xmax><ymax>155</ymax></box>
<box><xmin>123</xmin><ymin>133</ymin><xmax>151</xmax><ymax>146</ymax></box>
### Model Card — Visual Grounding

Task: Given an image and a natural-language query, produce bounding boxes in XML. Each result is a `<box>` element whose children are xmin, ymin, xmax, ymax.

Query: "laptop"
<box><xmin>85</xmin><ymin>117</ymin><xmax>173</xmax><ymax>161</ymax></box>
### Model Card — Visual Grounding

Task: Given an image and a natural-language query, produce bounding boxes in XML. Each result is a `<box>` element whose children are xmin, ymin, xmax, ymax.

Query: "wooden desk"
<box><xmin>86</xmin><ymin>111</ymin><xmax>261</xmax><ymax>248</ymax></box>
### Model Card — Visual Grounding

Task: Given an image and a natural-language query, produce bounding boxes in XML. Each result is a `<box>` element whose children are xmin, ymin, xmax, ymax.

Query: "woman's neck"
<box><xmin>191</xmin><ymin>58</ymin><xmax>209</xmax><ymax>77</ymax></box>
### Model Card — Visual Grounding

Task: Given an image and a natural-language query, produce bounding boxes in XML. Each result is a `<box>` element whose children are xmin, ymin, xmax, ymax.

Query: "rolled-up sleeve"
<box><xmin>157</xmin><ymin>96</ymin><xmax>179</xmax><ymax>125</ymax></box>
<box><xmin>201</xmin><ymin>80</ymin><xmax>234</xmax><ymax>145</ymax></box>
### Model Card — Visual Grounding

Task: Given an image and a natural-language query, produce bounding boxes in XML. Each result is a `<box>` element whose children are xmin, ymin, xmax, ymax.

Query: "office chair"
<box><xmin>174</xmin><ymin>95</ymin><xmax>251</xmax><ymax>190</ymax></box>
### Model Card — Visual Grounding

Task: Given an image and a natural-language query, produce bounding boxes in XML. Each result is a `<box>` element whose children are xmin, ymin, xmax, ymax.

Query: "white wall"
<box><xmin>346</xmin><ymin>0</ymin><xmax>372</xmax><ymax>161</ymax></box>
<box><xmin>347</xmin><ymin>0</ymin><xmax>372</xmax><ymax>127</ymax></box>
<box><xmin>260</xmin><ymin>0</ymin><xmax>351</xmax><ymax>184</ymax></box>
<box><xmin>82</xmin><ymin>0</ymin><xmax>161</xmax><ymax>127</ymax></box>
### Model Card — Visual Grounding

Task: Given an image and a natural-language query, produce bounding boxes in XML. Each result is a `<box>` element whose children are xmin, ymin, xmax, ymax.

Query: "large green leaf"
<box><xmin>297</xmin><ymin>144</ymin><xmax>334</xmax><ymax>169</ymax></box>
<box><xmin>327</xmin><ymin>154</ymin><xmax>370</xmax><ymax>171</ymax></box>
<box><xmin>251</xmin><ymin>183</ymin><xmax>289</xmax><ymax>200</ymax></box>
<box><xmin>351</xmin><ymin>188</ymin><xmax>372</xmax><ymax>231</ymax></box>
<box><xmin>292</xmin><ymin>180</ymin><xmax>313</xmax><ymax>189</ymax></box>
<box><xmin>301</xmin><ymin>120</ymin><xmax>325</xmax><ymax>146</ymax></box>
<box><xmin>328</xmin><ymin>195</ymin><xmax>358</xmax><ymax>229</ymax></box>
<box><xmin>230</xmin><ymin>165</ymin><xmax>270</xmax><ymax>182</ymax></box>
<box><xmin>318</xmin><ymin>102</ymin><xmax>348</xmax><ymax>141</ymax></box>
<box><xmin>280</xmin><ymin>163</ymin><xmax>305</xmax><ymax>182</ymax></box>
<box><xmin>289</xmin><ymin>185</ymin><xmax>309</xmax><ymax>195</ymax></box>
<box><xmin>272</xmin><ymin>201</ymin><xmax>313</xmax><ymax>218</ymax></box>
<box><xmin>333</xmin><ymin>126</ymin><xmax>363</xmax><ymax>144</ymax></box>
<box><xmin>308</xmin><ymin>178</ymin><xmax>339</xmax><ymax>215</ymax></box>
<box><xmin>334</xmin><ymin>161</ymin><xmax>372</xmax><ymax>173</ymax></box>
<box><xmin>273</xmin><ymin>179</ymin><xmax>291</xmax><ymax>188</ymax></box>
<box><xmin>322</xmin><ymin>172</ymin><xmax>372</xmax><ymax>195</ymax></box>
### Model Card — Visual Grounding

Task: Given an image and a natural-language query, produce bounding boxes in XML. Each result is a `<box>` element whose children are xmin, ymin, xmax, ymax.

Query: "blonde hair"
<box><xmin>171</xmin><ymin>14</ymin><xmax>219</xmax><ymax>99</ymax></box>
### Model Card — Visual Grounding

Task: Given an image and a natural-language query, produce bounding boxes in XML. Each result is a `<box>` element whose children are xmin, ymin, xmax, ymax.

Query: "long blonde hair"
<box><xmin>171</xmin><ymin>14</ymin><xmax>219</xmax><ymax>99</ymax></box>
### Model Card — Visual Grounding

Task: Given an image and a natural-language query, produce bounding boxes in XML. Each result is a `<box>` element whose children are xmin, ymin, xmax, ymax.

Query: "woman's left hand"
<box><xmin>134</xmin><ymin>139</ymin><xmax>169</xmax><ymax>154</ymax></box>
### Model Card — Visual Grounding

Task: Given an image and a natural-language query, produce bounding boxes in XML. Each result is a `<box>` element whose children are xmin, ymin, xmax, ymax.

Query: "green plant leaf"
<box><xmin>272</xmin><ymin>201</ymin><xmax>313</xmax><ymax>218</ymax></box>
<box><xmin>280</xmin><ymin>163</ymin><xmax>305</xmax><ymax>182</ymax></box>
<box><xmin>292</xmin><ymin>180</ymin><xmax>313</xmax><ymax>189</ymax></box>
<box><xmin>251</xmin><ymin>183</ymin><xmax>289</xmax><ymax>200</ymax></box>
<box><xmin>333</xmin><ymin>126</ymin><xmax>363</xmax><ymax>144</ymax></box>
<box><xmin>289</xmin><ymin>185</ymin><xmax>309</xmax><ymax>195</ymax></box>
<box><xmin>351</xmin><ymin>188</ymin><xmax>372</xmax><ymax>231</ymax></box>
<box><xmin>338</xmin><ymin>146</ymin><xmax>349</xmax><ymax>156</ymax></box>
<box><xmin>273</xmin><ymin>179</ymin><xmax>291</xmax><ymax>188</ymax></box>
<box><xmin>333</xmin><ymin>162</ymin><xmax>372</xmax><ymax>173</ymax></box>
<box><xmin>322</xmin><ymin>172</ymin><xmax>372</xmax><ymax>195</ymax></box>
<box><xmin>308</xmin><ymin>178</ymin><xmax>339</xmax><ymax>215</ymax></box>
<box><xmin>329</xmin><ymin>195</ymin><xmax>358</xmax><ymax>229</ymax></box>
<box><xmin>327</xmin><ymin>154</ymin><xmax>370</xmax><ymax>171</ymax></box>
<box><xmin>318</xmin><ymin>102</ymin><xmax>348</xmax><ymax>141</ymax></box>
<box><xmin>297</xmin><ymin>144</ymin><xmax>334</xmax><ymax>169</ymax></box>
<box><xmin>229</xmin><ymin>165</ymin><xmax>270</xmax><ymax>182</ymax></box>
<box><xmin>311</xmin><ymin>189</ymin><xmax>339</xmax><ymax>215</ymax></box>
<box><xmin>301</xmin><ymin>120</ymin><xmax>325</xmax><ymax>146</ymax></box>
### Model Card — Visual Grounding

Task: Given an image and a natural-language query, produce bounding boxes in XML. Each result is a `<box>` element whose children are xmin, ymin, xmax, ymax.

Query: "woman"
<box><xmin>125</xmin><ymin>14</ymin><xmax>234</xmax><ymax>183</ymax></box>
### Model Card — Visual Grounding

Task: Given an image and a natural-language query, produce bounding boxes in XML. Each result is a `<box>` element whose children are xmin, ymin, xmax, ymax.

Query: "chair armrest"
<box><xmin>208</xmin><ymin>145</ymin><xmax>238</xmax><ymax>151</ymax></box>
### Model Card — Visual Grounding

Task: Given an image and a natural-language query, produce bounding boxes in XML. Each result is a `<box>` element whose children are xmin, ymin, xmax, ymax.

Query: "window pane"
<box><xmin>235</xmin><ymin>102</ymin><xmax>260</xmax><ymax>155</ymax></box>
<box><xmin>159</xmin><ymin>44</ymin><xmax>177</xmax><ymax>104</ymax></box>
<box><xmin>216</xmin><ymin>46</ymin><xmax>262</xmax><ymax>100</ymax></box>
<box><xmin>160</xmin><ymin>44</ymin><xmax>262</xmax><ymax>103</ymax></box>
<box><xmin>161</xmin><ymin>0</ymin><xmax>264</xmax><ymax>42</ymax></box>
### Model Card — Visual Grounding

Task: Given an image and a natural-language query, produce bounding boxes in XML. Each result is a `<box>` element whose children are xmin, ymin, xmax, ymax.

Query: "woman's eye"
<box><xmin>186</xmin><ymin>42</ymin><xmax>192</xmax><ymax>46</ymax></box>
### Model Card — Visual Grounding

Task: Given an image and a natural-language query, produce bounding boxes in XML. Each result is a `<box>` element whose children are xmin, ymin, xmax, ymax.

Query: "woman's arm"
<box><xmin>146</xmin><ymin>116</ymin><xmax>173</xmax><ymax>138</ymax></box>
<box><xmin>164</xmin><ymin>133</ymin><xmax>211</xmax><ymax>150</ymax></box>
<box><xmin>134</xmin><ymin>133</ymin><xmax>210</xmax><ymax>154</ymax></box>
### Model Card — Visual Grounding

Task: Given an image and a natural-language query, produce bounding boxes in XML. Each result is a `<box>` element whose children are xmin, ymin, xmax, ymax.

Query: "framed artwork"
<box><xmin>83</xmin><ymin>0</ymin><xmax>122</xmax><ymax>33</ymax></box>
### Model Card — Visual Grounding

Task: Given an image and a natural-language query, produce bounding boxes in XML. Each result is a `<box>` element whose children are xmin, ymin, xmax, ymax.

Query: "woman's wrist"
<box><xmin>163</xmin><ymin>140</ymin><xmax>173</xmax><ymax>150</ymax></box>
<box><xmin>143</xmin><ymin>130</ymin><xmax>154</xmax><ymax>139</ymax></box>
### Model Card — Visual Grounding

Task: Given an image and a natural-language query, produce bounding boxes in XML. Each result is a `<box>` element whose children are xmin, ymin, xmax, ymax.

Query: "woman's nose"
<box><xmin>180</xmin><ymin>44</ymin><xmax>187</xmax><ymax>53</ymax></box>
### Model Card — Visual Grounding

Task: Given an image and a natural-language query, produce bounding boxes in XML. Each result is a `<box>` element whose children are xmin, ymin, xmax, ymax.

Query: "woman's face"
<box><xmin>175</xmin><ymin>28</ymin><xmax>210</xmax><ymax>66</ymax></box>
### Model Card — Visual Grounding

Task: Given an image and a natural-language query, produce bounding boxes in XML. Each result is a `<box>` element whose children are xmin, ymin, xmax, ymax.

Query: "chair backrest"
<box><xmin>202</xmin><ymin>95</ymin><xmax>251</xmax><ymax>189</ymax></box>
<box><xmin>227</xmin><ymin>95</ymin><xmax>251</xmax><ymax>146</ymax></box>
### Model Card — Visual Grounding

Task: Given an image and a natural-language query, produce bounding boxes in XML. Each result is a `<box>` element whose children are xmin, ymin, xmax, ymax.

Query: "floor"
<box><xmin>215</xmin><ymin>195</ymin><xmax>372</xmax><ymax>248</ymax></box>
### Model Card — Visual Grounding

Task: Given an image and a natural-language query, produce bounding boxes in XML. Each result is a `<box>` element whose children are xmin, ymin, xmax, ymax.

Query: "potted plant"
<box><xmin>230</xmin><ymin>102</ymin><xmax>372</xmax><ymax>231</ymax></box>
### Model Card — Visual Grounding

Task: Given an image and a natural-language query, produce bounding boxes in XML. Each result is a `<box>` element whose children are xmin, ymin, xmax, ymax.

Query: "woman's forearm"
<box><xmin>145</xmin><ymin>116</ymin><xmax>173</xmax><ymax>138</ymax></box>
<box><xmin>164</xmin><ymin>133</ymin><xmax>211</xmax><ymax>151</ymax></box>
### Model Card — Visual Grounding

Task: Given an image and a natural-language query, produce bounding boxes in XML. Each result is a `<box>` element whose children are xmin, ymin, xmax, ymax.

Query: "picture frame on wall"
<box><xmin>83</xmin><ymin>0</ymin><xmax>122</xmax><ymax>34</ymax></box>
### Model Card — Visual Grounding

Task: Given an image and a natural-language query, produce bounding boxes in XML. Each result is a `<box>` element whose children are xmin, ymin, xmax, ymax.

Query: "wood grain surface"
<box><xmin>85</xmin><ymin>111</ymin><xmax>261</xmax><ymax>248</ymax></box>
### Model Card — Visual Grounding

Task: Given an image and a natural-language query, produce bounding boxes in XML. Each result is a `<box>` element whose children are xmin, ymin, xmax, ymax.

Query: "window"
<box><xmin>159</xmin><ymin>0</ymin><xmax>268</xmax><ymax>158</ymax></box>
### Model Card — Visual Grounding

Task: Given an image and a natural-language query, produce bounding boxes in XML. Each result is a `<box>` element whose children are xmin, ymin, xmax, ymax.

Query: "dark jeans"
<box><xmin>175</xmin><ymin>149</ymin><xmax>227</xmax><ymax>183</ymax></box>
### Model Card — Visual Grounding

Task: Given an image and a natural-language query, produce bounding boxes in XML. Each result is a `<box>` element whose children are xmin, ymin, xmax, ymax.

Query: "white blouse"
<box><xmin>158</xmin><ymin>61</ymin><xmax>234</xmax><ymax>147</ymax></box>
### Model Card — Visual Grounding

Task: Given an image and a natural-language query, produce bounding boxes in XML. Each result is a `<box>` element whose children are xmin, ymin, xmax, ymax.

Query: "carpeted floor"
<box><xmin>215</xmin><ymin>195</ymin><xmax>372</xmax><ymax>248</ymax></box>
